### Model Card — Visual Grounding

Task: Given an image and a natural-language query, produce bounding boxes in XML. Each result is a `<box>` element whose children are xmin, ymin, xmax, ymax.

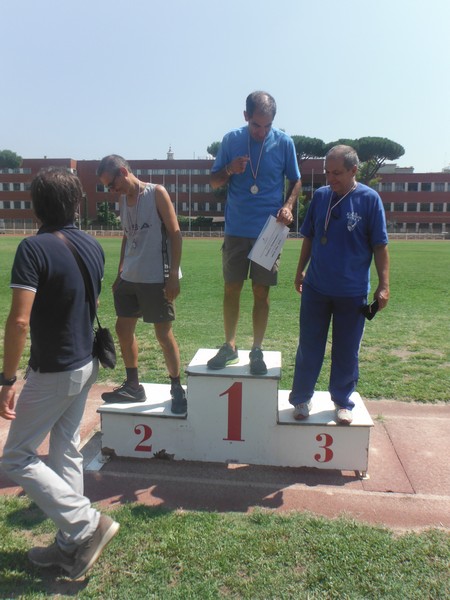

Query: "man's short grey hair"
<box><xmin>326</xmin><ymin>145</ymin><xmax>360</xmax><ymax>170</ymax></box>
<box><xmin>97</xmin><ymin>154</ymin><xmax>131</xmax><ymax>178</ymax></box>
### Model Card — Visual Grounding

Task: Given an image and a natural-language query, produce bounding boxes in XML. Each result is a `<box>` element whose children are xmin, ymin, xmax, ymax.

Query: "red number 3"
<box><xmin>314</xmin><ymin>433</ymin><xmax>333</xmax><ymax>463</ymax></box>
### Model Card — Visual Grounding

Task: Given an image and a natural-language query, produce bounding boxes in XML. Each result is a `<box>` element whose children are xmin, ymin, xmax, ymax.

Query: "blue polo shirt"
<box><xmin>10</xmin><ymin>225</ymin><xmax>105</xmax><ymax>372</ymax></box>
<box><xmin>301</xmin><ymin>183</ymin><xmax>388</xmax><ymax>296</ymax></box>
<box><xmin>212</xmin><ymin>126</ymin><xmax>300</xmax><ymax>238</ymax></box>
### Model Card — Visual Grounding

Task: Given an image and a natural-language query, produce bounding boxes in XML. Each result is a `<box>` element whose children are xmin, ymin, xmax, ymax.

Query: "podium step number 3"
<box><xmin>98</xmin><ymin>349</ymin><xmax>373</xmax><ymax>477</ymax></box>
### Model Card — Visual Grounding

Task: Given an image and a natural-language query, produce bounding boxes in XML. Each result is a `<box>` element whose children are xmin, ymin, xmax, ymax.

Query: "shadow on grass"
<box><xmin>0</xmin><ymin>549</ymin><xmax>89</xmax><ymax>598</ymax></box>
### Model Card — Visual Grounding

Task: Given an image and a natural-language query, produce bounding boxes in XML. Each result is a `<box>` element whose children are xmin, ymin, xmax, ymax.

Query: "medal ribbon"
<box><xmin>248</xmin><ymin>131</ymin><xmax>266</xmax><ymax>185</ymax></box>
<box><xmin>323</xmin><ymin>183</ymin><xmax>357</xmax><ymax>236</ymax></box>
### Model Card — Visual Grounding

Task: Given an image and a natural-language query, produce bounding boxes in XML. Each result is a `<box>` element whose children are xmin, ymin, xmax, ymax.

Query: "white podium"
<box><xmin>98</xmin><ymin>349</ymin><xmax>373</xmax><ymax>476</ymax></box>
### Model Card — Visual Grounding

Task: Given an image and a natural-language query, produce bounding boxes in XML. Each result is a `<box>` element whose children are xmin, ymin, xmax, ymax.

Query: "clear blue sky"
<box><xmin>2</xmin><ymin>0</ymin><xmax>449</xmax><ymax>172</ymax></box>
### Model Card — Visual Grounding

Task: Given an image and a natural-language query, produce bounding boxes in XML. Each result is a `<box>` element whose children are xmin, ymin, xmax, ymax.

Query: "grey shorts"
<box><xmin>222</xmin><ymin>235</ymin><xmax>279</xmax><ymax>286</ymax></box>
<box><xmin>114</xmin><ymin>279</ymin><xmax>175</xmax><ymax>323</ymax></box>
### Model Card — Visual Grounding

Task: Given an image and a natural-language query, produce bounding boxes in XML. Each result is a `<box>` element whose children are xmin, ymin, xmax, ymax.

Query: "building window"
<box><xmin>3</xmin><ymin>201</ymin><xmax>11</xmax><ymax>209</ymax></box>
<box><xmin>25</xmin><ymin>183</ymin><xmax>31</xmax><ymax>191</ymax></box>
<box><xmin>407</xmin><ymin>203</ymin><xmax>417</xmax><ymax>212</ymax></box>
<box><xmin>395</xmin><ymin>182</ymin><xmax>405</xmax><ymax>191</ymax></box>
<box><xmin>421</xmin><ymin>182</ymin><xmax>431</xmax><ymax>192</ymax></box>
<box><xmin>433</xmin><ymin>203</ymin><xmax>444</xmax><ymax>212</ymax></box>
<box><xmin>24</xmin><ymin>201</ymin><xmax>31</xmax><ymax>209</ymax></box>
<box><xmin>13</xmin><ymin>183</ymin><xmax>21</xmax><ymax>191</ymax></box>
<box><xmin>2</xmin><ymin>183</ymin><xmax>10</xmax><ymax>191</ymax></box>
<box><xmin>381</xmin><ymin>182</ymin><xmax>392</xmax><ymax>192</ymax></box>
<box><xmin>393</xmin><ymin>203</ymin><xmax>404</xmax><ymax>212</ymax></box>
<box><xmin>434</xmin><ymin>182</ymin><xmax>445</xmax><ymax>192</ymax></box>
<box><xmin>14</xmin><ymin>201</ymin><xmax>21</xmax><ymax>209</ymax></box>
<box><xmin>383</xmin><ymin>203</ymin><xmax>391</xmax><ymax>212</ymax></box>
<box><xmin>407</xmin><ymin>182</ymin><xmax>418</xmax><ymax>192</ymax></box>
<box><xmin>419</xmin><ymin>203</ymin><xmax>430</xmax><ymax>212</ymax></box>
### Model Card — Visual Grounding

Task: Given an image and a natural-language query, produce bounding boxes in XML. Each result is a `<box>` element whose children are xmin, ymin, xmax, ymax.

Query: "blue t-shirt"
<box><xmin>212</xmin><ymin>126</ymin><xmax>301</xmax><ymax>238</ymax></box>
<box><xmin>301</xmin><ymin>183</ymin><xmax>388</xmax><ymax>296</ymax></box>
<box><xmin>10</xmin><ymin>225</ymin><xmax>105</xmax><ymax>372</ymax></box>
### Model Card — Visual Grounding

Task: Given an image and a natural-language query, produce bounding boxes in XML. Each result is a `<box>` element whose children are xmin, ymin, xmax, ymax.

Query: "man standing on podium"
<box><xmin>289</xmin><ymin>145</ymin><xmax>390</xmax><ymax>425</ymax></box>
<box><xmin>97</xmin><ymin>155</ymin><xmax>187</xmax><ymax>415</ymax></box>
<box><xmin>208</xmin><ymin>91</ymin><xmax>301</xmax><ymax>375</ymax></box>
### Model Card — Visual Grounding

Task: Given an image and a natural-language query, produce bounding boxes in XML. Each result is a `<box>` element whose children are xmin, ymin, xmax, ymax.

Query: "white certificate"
<box><xmin>248</xmin><ymin>215</ymin><xmax>289</xmax><ymax>270</ymax></box>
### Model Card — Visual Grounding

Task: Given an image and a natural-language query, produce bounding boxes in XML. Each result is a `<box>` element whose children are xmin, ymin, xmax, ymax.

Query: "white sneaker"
<box><xmin>293</xmin><ymin>401</ymin><xmax>312</xmax><ymax>421</ymax></box>
<box><xmin>334</xmin><ymin>403</ymin><xmax>353</xmax><ymax>425</ymax></box>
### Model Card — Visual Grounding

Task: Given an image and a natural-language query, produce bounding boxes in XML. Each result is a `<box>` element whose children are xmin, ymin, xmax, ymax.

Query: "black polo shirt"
<box><xmin>10</xmin><ymin>225</ymin><xmax>105</xmax><ymax>372</ymax></box>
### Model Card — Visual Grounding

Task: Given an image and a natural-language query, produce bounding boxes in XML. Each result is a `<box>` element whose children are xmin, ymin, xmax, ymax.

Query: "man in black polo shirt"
<box><xmin>0</xmin><ymin>167</ymin><xmax>119</xmax><ymax>579</ymax></box>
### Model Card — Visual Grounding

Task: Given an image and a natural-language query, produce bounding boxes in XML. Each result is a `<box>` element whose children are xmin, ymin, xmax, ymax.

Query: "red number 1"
<box><xmin>220</xmin><ymin>382</ymin><xmax>244</xmax><ymax>442</ymax></box>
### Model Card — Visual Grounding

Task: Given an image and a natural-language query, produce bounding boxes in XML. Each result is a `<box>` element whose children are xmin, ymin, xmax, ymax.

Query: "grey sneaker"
<box><xmin>28</xmin><ymin>540</ymin><xmax>75</xmax><ymax>574</ymax></box>
<box><xmin>102</xmin><ymin>381</ymin><xmax>146</xmax><ymax>403</ymax></box>
<box><xmin>334</xmin><ymin>403</ymin><xmax>353</xmax><ymax>425</ymax></box>
<box><xmin>207</xmin><ymin>344</ymin><xmax>239</xmax><ymax>369</ymax></box>
<box><xmin>70</xmin><ymin>514</ymin><xmax>120</xmax><ymax>580</ymax></box>
<box><xmin>249</xmin><ymin>347</ymin><xmax>267</xmax><ymax>375</ymax></box>
<box><xmin>293</xmin><ymin>401</ymin><xmax>312</xmax><ymax>421</ymax></box>
<box><xmin>171</xmin><ymin>384</ymin><xmax>187</xmax><ymax>414</ymax></box>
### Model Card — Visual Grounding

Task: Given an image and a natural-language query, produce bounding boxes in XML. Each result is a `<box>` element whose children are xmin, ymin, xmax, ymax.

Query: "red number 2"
<box><xmin>134</xmin><ymin>424</ymin><xmax>153</xmax><ymax>452</ymax></box>
<box><xmin>314</xmin><ymin>433</ymin><xmax>333</xmax><ymax>462</ymax></box>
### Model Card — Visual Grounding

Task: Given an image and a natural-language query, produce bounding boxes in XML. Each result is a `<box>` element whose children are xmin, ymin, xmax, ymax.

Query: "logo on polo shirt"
<box><xmin>346</xmin><ymin>212</ymin><xmax>362</xmax><ymax>232</ymax></box>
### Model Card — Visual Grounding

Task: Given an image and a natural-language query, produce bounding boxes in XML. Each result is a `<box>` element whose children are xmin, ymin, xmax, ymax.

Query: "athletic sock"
<box><xmin>126</xmin><ymin>367</ymin><xmax>140</xmax><ymax>388</ymax></box>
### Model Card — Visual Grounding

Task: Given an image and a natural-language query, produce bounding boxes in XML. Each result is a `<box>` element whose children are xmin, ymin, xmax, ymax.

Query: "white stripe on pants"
<box><xmin>1</xmin><ymin>361</ymin><xmax>100</xmax><ymax>552</ymax></box>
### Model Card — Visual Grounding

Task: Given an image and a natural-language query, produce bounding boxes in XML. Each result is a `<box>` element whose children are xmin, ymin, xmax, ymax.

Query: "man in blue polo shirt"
<box><xmin>208</xmin><ymin>91</ymin><xmax>301</xmax><ymax>374</ymax></box>
<box><xmin>0</xmin><ymin>167</ymin><xmax>119</xmax><ymax>579</ymax></box>
<box><xmin>289</xmin><ymin>145</ymin><xmax>390</xmax><ymax>424</ymax></box>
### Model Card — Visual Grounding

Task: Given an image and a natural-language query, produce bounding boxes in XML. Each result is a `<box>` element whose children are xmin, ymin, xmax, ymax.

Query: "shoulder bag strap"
<box><xmin>52</xmin><ymin>231</ymin><xmax>101</xmax><ymax>328</ymax></box>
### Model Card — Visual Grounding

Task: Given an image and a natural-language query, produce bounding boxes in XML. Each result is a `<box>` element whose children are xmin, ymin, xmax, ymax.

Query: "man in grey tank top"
<box><xmin>97</xmin><ymin>155</ymin><xmax>187</xmax><ymax>414</ymax></box>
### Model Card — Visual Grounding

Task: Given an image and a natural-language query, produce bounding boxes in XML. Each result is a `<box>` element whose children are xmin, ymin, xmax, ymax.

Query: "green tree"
<box><xmin>356</xmin><ymin>137</ymin><xmax>405</xmax><ymax>183</ymax></box>
<box><xmin>207</xmin><ymin>141</ymin><xmax>221</xmax><ymax>158</ymax></box>
<box><xmin>291</xmin><ymin>136</ymin><xmax>325</xmax><ymax>164</ymax></box>
<box><xmin>0</xmin><ymin>149</ymin><xmax>22</xmax><ymax>169</ymax></box>
<box><xmin>96</xmin><ymin>202</ymin><xmax>120</xmax><ymax>228</ymax></box>
<box><xmin>294</xmin><ymin>193</ymin><xmax>309</xmax><ymax>231</ymax></box>
<box><xmin>324</xmin><ymin>137</ymin><xmax>405</xmax><ymax>184</ymax></box>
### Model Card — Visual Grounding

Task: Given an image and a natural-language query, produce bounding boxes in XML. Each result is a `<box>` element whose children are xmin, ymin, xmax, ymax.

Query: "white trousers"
<box><xmin>1</xmin><ymin>361</ymin><xmax>100</xmax><ymax>552</ymax></box>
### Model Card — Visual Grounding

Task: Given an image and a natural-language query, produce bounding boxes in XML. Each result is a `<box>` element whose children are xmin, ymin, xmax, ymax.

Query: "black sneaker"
<box><xmin>70</xmin><ymin>514</ymin><xmax>120</xmax><ymax>580</ymax></box>
<box><xmin>101</xmin><ymin>381</ymin><xmax>146</xmax><ymax>403</ymax></box>
<box><xmin>207</xmin><ymin>343</ymin><xmax>239</xmax><ymax>369</ymax></box>
<box><xmin>249</xmin><ymin>347</ymin><xmax>267</xmax><ymax>375</ymax></box>
<box><xmin>28</xmin><ymin>540</ymin><xmax>75</xmax><ymax>574</ymax></box>
<box><xmin>171</xmin><ymin>384</ymin><xmax>187</xmax><ymax>414</ymax></box>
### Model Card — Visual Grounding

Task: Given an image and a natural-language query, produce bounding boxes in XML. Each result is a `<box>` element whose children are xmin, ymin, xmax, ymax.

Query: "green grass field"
<box><xmin>1</xmin><ymin>237</ymin><xmax>449</xmax><ymax>402</ymax></box>
<box><xmin>1</xmin><ymin>497</ymin><xmax>449</xmax><ymax>599</ymax></box>
<box><xmin>0</xmin><ymin>237</ymin><xmax>449</xmax><ymax>597</ymax></box>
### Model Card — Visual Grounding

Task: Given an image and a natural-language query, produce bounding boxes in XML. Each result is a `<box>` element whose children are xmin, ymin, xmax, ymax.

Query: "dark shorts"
<box><xmin>113</xmin><ymin>279</ymin><xmax>175</xmax><ymax>323</ymax></box>
<box><xmin>222</xmin><ymin>235</ymin><xmax>279</xmax><ymax>286</ymax></box>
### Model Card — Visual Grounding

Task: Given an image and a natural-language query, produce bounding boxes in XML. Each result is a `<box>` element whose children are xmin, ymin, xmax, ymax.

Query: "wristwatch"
<box><xmin>0</xmin><ymin>373</ymin><xmax>17</xmax><ymax>386</ymax></box>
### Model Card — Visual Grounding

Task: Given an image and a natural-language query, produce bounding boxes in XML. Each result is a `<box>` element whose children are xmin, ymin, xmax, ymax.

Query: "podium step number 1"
<box><xmin>98</xmin><ymin>349</ymin><xmax>373</xmax><ymax>477</ymax></box>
